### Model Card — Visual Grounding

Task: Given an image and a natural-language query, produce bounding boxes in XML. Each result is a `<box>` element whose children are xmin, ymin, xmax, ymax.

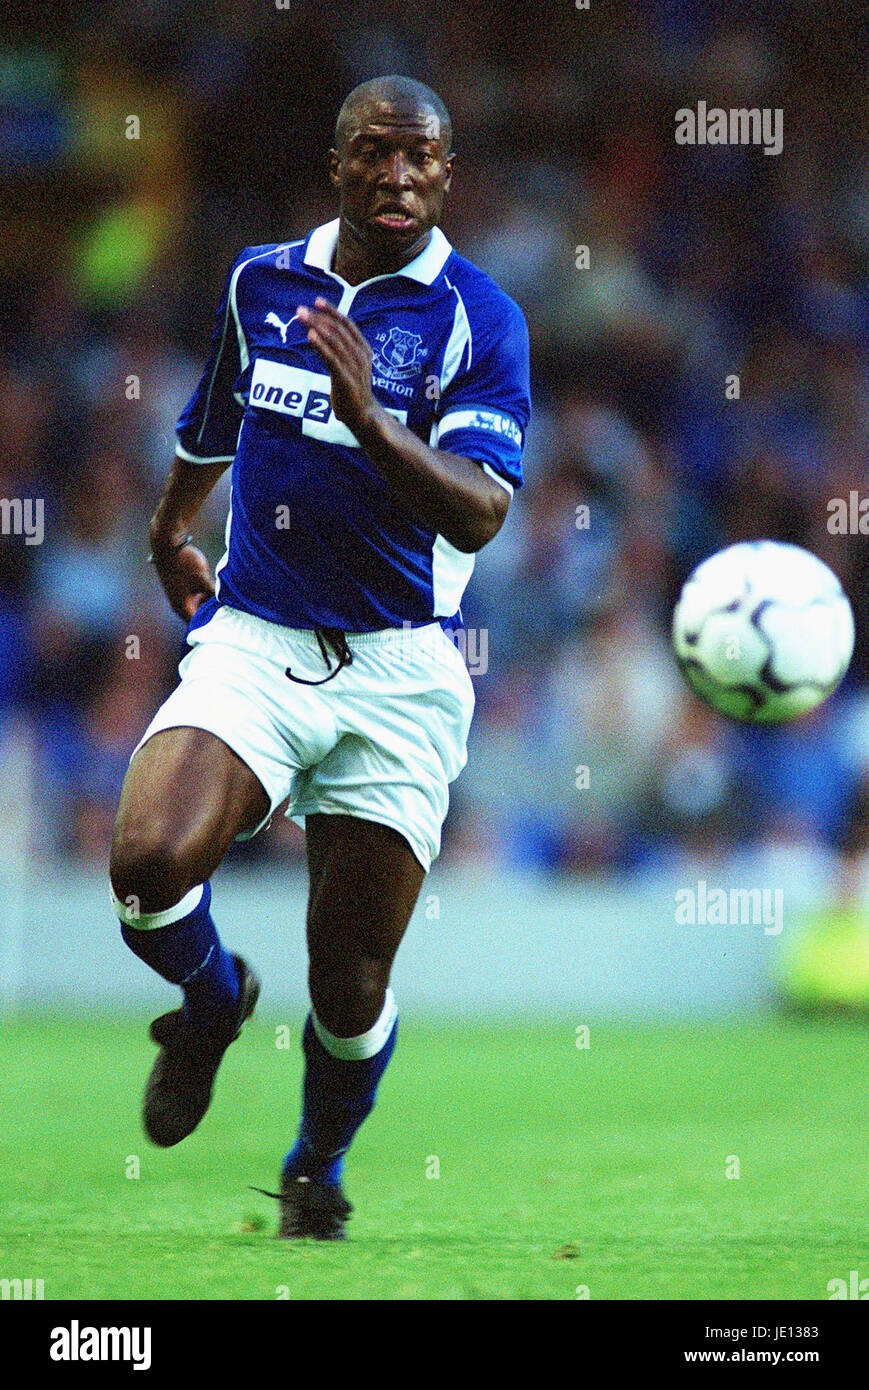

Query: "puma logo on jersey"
<box><xmin>265</xmin><ymin>312</ymin><xmax>297</xmax><ymax>344</ymax></box>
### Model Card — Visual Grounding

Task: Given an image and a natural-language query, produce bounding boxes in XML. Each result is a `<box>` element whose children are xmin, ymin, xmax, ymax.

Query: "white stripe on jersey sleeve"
<box><xmin>481</xmin><ymin>462</ymin><xmax>514</xmax><ymax>497</ymax></box>
<box><xmin>190</xmin><ymin>243</ymin><xmax>300</xmax><ymax>457</ymax></box>
<box><xmin>229</xmin><ymin>242</ymin><xmax>304</xmax><ymax>374</ymax></box>
<box><xmin>176</xmin><ymin>442</ymin><xmax>236</xmax><ymax>464</ymax></box>
<box><xmin>439</xmin><ymin>279</ymin><xmax>472</xmax><ymax>394</ymax></box>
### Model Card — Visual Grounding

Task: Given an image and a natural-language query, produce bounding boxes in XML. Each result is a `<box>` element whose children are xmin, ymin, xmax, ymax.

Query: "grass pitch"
<box><xmin>0</xmin><ymin>1014</ymin><xmax>865</xmax><ymax>1300</ymax></box>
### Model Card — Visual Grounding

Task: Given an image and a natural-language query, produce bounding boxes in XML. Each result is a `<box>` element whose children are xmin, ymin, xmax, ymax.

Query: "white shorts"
<box><xmin>132</xmin><ymin>604</ymin><xmax>476</xmax><ymax>871</ymax></box>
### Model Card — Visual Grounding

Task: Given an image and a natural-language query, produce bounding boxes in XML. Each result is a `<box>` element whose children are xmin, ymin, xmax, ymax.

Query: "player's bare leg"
<box><xmin>270</xmin><ymin>813</ymin><xmax>425</xmax><ymax>1239</ymax></box>
<box><xmin>305</xmin><ymin>813</ymin><xmax>425</xmax><ymax>1033</ymax></box>
<box><xmin>110</xmin><ymin>726</ymin><xmax>270</xmax><ymax>911</ymax></box>
<box><xmin>110</xmin><ymin>727</ymin><xmax>270</xmax><ymax>1146</ymax></box>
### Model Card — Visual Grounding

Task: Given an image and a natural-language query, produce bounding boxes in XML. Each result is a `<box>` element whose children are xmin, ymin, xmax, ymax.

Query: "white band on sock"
<box><xmin>312</xmin><ymin>988</ymin><xmax>398</xmax><ymax>1061</ymax></box>
<box><xmin>110</xmin><ymin>883</ymin><xmax>205</xmax><ymax>930</ymax></box>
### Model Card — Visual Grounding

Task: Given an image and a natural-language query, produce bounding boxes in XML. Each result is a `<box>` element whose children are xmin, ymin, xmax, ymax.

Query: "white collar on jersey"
<box><xmin>303</xmin><ymin>218</ymin><xmax>452</xmax><ymax>286</ymax></box>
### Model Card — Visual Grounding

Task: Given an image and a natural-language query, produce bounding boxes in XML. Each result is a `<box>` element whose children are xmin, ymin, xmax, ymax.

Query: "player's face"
<box><xmin>329</xmin><ymin>100</ymin><xmax>454</xmax><ymax>267</ymax></box>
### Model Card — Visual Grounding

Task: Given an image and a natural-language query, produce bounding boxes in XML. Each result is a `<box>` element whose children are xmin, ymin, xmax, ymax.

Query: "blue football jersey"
<box><xmin>176</xmin><ymin>219</ymin><xmax>531</xmax><ymax>632</ymax></box>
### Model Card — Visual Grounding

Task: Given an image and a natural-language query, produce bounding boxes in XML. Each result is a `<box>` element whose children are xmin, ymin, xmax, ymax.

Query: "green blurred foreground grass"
<box><xmin>0</xmin><ymin>1015</ymin><xmax>865</xmax><ymax>1299</ymax></box>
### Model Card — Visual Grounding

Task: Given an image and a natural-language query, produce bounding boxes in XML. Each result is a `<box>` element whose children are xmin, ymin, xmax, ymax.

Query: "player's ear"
<box><xmin>328</xmin><ymin>148</ymin><xmax>341</xmax><ymax>188</ymax></box>
<box><xmin>442</xmin><ymin>152</ymin><xmax>455</xmax><ymax>194</ymax></box>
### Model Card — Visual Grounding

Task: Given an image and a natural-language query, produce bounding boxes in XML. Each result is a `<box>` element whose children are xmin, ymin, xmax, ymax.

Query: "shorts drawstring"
<box><xmin>285</xmin><ymin>627</ymin><xmax>354</xmax><ymax>686</ymax></box>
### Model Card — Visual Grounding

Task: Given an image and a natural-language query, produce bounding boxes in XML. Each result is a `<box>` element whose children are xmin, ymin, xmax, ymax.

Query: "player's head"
<box><xmin>329</xmin><ymin>76</ymin><xmax>454</xmax><ymax>261</ymax></box>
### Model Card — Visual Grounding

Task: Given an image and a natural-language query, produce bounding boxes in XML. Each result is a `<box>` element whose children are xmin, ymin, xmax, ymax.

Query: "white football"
<box><xmin>671</xmin><ymin>541</ymin><xmax>855</xmax><ymax>723</ymax></box>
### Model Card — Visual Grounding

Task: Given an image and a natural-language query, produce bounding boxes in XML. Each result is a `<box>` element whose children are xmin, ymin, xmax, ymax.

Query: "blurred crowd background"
<box><xmin>0</xmin><ymin>0</ymin><xmax>867</xmax><ymax>887</ymax></box>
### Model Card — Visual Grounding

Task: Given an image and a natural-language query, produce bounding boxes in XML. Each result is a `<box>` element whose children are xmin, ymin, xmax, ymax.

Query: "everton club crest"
<box><xmin>372</xmin><ymin>327</ymin><xmax>428</xmax><ymax>381</ymax></box>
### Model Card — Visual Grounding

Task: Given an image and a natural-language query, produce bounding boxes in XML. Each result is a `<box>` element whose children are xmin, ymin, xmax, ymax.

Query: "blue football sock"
<box><xmin>113</xmin><ymin>881</ymin><xmax>240</xmax><ymax>1030</ymax></box>
<box><xmin>283</xmin><ymin>992</ymin><xmax>398</xmax><ymax>1187</ymax></box>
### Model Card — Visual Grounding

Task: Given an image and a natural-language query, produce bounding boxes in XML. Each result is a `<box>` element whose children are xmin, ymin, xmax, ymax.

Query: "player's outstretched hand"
<box><xmin>151</xmin><ymin>542</ymin><xmax>216</xmax><ymax>622</ymax></box>
<box><xmin>297</xmin><ymin>298</ymin><xmax>381</xmax><ymax>438</ymax></box>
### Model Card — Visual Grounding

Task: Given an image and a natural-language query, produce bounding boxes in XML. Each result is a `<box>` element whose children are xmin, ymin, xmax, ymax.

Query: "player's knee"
<box><xmin>308</xmin><ymin>956</ymin><xmax>388</xmax><ymax>1036</ymax></box>
<box><xmin>109</xmin><ymin>829</ymin><xmax>205</xmax><ymax>915</ymax></box>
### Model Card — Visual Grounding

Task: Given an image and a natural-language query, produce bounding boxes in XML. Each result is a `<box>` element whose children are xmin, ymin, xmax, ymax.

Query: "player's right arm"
<box><xmin>148</xmin><ymin>455</ymin><xmax>230</xmax><ymax>621</ymax></box>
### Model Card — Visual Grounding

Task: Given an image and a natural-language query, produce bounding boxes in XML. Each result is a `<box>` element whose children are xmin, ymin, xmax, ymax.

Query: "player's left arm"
<box><xmin>298</xmin><ymin>297</ymin><xmax>525</xmax><ymax>553</ymax></box>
